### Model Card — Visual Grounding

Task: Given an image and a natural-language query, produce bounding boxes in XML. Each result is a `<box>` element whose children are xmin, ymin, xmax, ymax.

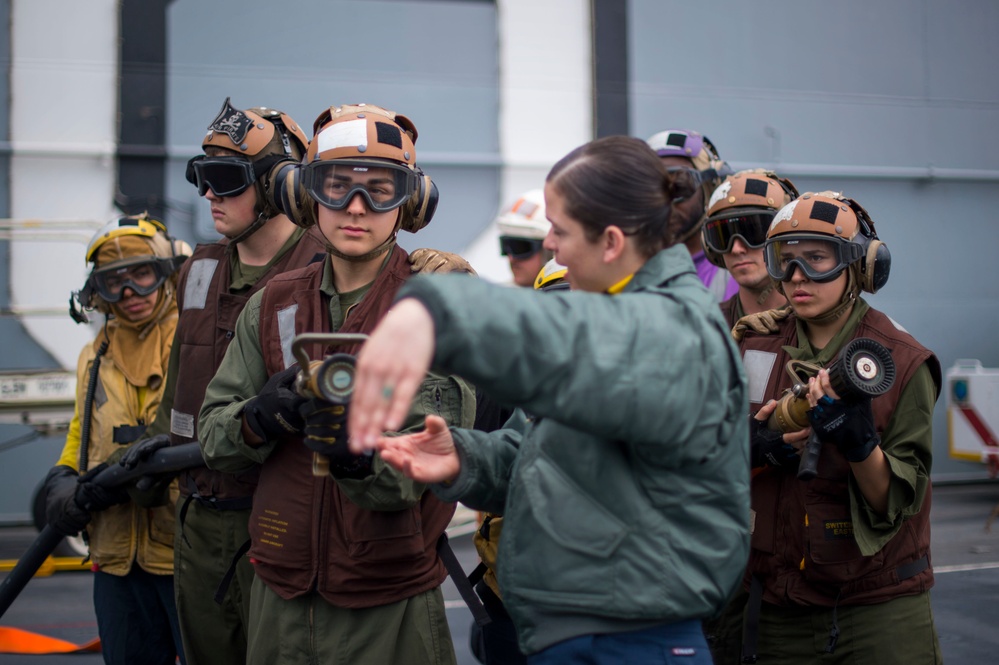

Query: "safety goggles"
<box><xmin>764</xmin><ymin>235</ymin><xmax>863</xmax><ymax>283</ymax></box>
<box><xmin>702</xmin><ymin>212</ymin><xmax>774</xmax><ymax>253</ymax></box>
<box><xmin>499</xmin><ymin>236</ymin><xmax>545</xmax><ymax>260</ymax></box>
<box><xmin>186</xmin><ymin>156</ymin><xmax>257</xmax><ymax>197</ymax></box>
<box><xmin>302</xmin><ymin>160</ymin><xmax>414</xmax><ymax>212</ymax></box>
<box><xmin>665</xmin><ymin>166</ymin><xmax>727</xmax><ymax>205</ymax></box>
<box><xmin>90</xmin><ymin>259</ymin><xmax>174</xmax><ymax>302</ymax></box>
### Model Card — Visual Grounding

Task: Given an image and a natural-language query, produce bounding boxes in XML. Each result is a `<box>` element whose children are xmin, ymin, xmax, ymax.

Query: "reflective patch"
<box><xmin>183</xmin><ymin>258</ymin><xmax>218</xmax><ymax>310</ymax></box>
<box><xmin>750</xmin><ymin>508</ymin><xmax>756</xmax><ymax>535</ymax></box>
<box><xmin>743</xmin><ymin>349</ymin><xmax>777</xmax><ymax>405</ymax></box>
<box><xmin>671</xmin><ymin>647</ymin><xmax>697</xmax><ymax>656</ymax></box>
<box><xmin>171</xmin><ymin>409</ymin><xmax>195</xmax><ymax>438</ymax></box>
<box><xmin>277</xmin><ymin>304</ymin><xmax>299</xmax><ymax>370</ymax></box>
<box><xmin>317</xmin><ymin>119</ymin><xmax>367</xmax><ymax>154</ymax></box>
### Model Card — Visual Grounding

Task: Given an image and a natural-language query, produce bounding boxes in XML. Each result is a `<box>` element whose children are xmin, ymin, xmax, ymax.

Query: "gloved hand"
<box><xmin>243</xmin><ymin>366</ymin><xmax>308</xmax><ymax>441</ymax></box>
<box><xmin>731</xmin><ymin>307</ymin><xmax>792</xmax><ymax>342</ymax></box>
<box><xmin>300</xmin><ymin>399</ymin><xmax>372</xmax><ymax>479</ymax></box>
<box><xmin>75</xmin><ymin>463</ymin><xmax>131</xmax><ymax>512</ymax></box>
<box><xmin>749</xmin><ymin>418</ymin><xmax>799</xmax><ymax>470</ymax></box>
<box><xmin>118</xmin><ymin>434</ymin><xmax>171</xmax><ymax>470</ymax></box>
<box><xmin>408</xmin><ymin>248</ymin><xmax>477</xmax><ymax>276</ymax></box>
<box><xmin>807</xmin><ymin>396</ymin><xmax>880</xmax><ymax>463</ymax></box>
<box><xmin>43</xmin><ymin>465</ymin><xmax>91</xmax><ymax>536</ymax></box>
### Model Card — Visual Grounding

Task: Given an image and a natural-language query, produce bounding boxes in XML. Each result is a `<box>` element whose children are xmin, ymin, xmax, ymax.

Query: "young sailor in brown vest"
<box><xmin>198</xmin><ymin>103</ymin><xmax>474</xmax><ymax>665</ymax></box>
<box><xmin>121</xmin><ymin>99</ymin><xmax>322</xmax><ymax>665</ymax></box>
<box><xmin>701</xmin><ymin>169</ymin><xmax>797</xmax><ymax>329</ymax></box>
<box><xmin>731</xmin><ymin>192</ymin><xmax>942</xmax><ymax>664</ymax></box>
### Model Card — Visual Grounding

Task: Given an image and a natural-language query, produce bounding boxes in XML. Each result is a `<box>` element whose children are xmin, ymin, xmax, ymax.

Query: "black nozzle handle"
<box><xmin>797</xmin><ymin>431</ymin><xmax>823</xmax><ymax>481</ymax></box>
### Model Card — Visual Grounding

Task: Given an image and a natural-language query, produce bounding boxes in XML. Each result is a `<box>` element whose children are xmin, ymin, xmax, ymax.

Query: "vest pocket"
<box><xmin>803</xmin><ymin>500</ymin><xmax>885</xmax><ymax>586</ymax></box>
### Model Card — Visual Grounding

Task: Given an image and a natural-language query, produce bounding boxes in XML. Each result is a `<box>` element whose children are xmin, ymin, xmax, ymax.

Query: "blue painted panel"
<box><xmin>163</xmin><ymin>0</ymin><xmax>500</xmax><ymax>248</ymax></box>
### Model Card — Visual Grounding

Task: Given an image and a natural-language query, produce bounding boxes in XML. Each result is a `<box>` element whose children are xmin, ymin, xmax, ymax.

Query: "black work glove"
<box><xmin>43</xmin><ymin>465</ymin><xmax>91</xmax><ymax>536</ymax></box>
<box><xmin>300</xmin><ymin>399</ymin><xmax>372</xmax><ymax>479</ymax></box>
<box><xmin>807</xmin><ymin>396</ymin><xmax>880</xmax><ymax>463</ymax></box>
<box><xmin>75</xmin><ymin>463</ymin><xmax>131</xmax><ymax>512</ymax></box>
<box><xmin>118</xmin><ymin>433</ymin><xmax>171</xmax><ymax>470</ymax></box>
<box><xmin>243</xmin><ymin>365</ymin><xmax>308</xmax><ymax>441</ymax></box>
<box><xmin>749</xmin><ymin>417</ymin><xmax>799</xmax><ymax>470</ymax></box>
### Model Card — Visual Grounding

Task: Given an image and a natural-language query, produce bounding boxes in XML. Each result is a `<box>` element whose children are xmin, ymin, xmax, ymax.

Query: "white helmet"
<box><xmin>495</xmin><ymin>189</ymin><xmax>549</xmax><ymax>240</ymax></box>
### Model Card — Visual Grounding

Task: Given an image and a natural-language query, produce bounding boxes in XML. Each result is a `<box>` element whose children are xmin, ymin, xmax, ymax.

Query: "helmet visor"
<box><xmin>302</xmin><ymin>160</ymin><xmax>414</xmax><ymax>212</ymax></box>
<box><xmin>764</xmin><ymin>235</ymin><xmax>864</xmax><ymax>283</ymax></box>
<box><xmin>703</xmin><ymin>212</ymin><xmax>773</xmax><ymax>253</ymax></box>
<box><xmin>91</xmin><ymin>259</ymin><xmax>172</xmax><ymax>302</ymax></box>
<box><xmin>186</xmin><ymin>156</ymin><xmax>256</xmax><ymax>197</ymax></box>
<box><xmin>500</xmin><ymin>236</ymin><xmax>545</xmax><ymax>260</ymax></box>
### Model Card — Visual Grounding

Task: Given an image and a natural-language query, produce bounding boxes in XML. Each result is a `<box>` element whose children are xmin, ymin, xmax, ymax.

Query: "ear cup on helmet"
<box><xmin>400</xmin><ymin>171</ymin><xmax>437</xmax><ymax>233</ymax></box>
<box><xmin>861</xmin><ymin>238</ymin><xmax>891</xmax><ymax>294</ymax></box>
<box><xmin>265</xmin><ymin>160</ymin><xmax>316</xmax><ymax>229</ymax></box>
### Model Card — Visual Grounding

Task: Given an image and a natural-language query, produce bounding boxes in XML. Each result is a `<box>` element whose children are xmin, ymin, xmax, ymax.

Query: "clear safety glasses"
<box><xmin>499</xmin><ymin>236</ymin><xmax>545</xmax><ymax>260</ymax></box>
<box><xmin>90</xmin><ymin>259</ymin><xmax>172</xmax><ymax>302</ymax></box>
<box><xmin>764</xmin><ymin>235</ymin><xmax>863</xmax><ymax>283</ymax></box>
<box><xmin>186</xmin><ymin>156</ymin><xmax>257</xmax><ymax>197</ymax></box>
<box><xmin>702</xmin><ymin>212</ymin><xmax>774</xmax><ymax>253</ymax></box>
<box><xmin>302</xmin><ymin>160</ymin><xmax>414</xmax><ymax>212</ymax></box>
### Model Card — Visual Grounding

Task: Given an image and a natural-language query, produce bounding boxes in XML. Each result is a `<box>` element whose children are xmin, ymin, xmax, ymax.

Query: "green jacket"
<box><xmin>404</xmin><ymin>245</ymin><xmax>751</xmax><ymax>655</ymax></box>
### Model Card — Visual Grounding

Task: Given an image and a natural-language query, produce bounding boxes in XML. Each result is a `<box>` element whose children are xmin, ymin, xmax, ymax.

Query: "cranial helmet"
<box><xmin>765</xmin><ymin>191</ymin><xmax>890</xmax><ymax>294</ymax></box>
<box><xmin>495</xmin><ymin>189</ymin><xmax>548</xmax><ymax>240</ymax></box>
<box><xmin>71</xmin><ymin>213</ymin><xmax>190</xmax><ymax>323</ymax></box>
<box><xmin>645</xmin><ymin>128</ymin><xmax>731</xmax><ymax>241</ymax></box>
<box><xmin>200</xmin><ymin>98</ymin><xmax>308</xmax><ymax>161</ymax></box>
<box><xmin>269</xmin><ymin>103</ymin><xmax>437</xmax><ymax>240</ymax></box>
<box><xmin>533</xmin><ymin>257</ymin><xmax>569</xmax><ymax>292</ymax></box>
<box><xmin>186</xmin><ymin>98</ymin><xmax>309</xmax><ymax>242</ymax></box>
<box><xmin>701</xmin><ymin>169</ymin><xmax>799</xmax><ymax>268</ymax></box>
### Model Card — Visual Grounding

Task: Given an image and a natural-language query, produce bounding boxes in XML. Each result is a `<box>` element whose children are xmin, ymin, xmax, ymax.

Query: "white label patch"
<box><xmin>708</xmin><ymin>180</ymin><xmax>732</xmax><ymax>210</ymax></box>
<box><xmin>171</xmin><ymin>409</ymin><xmax>195</xmax><ymax>438</ymax></box>
<box><xmin>769</xmin><ymin>200</ymin><xmax>797</xmax><ymax>232</ymax></box>
<box><xmin>743</xmin><ymin>349</ymin><xmax>778</xmax><ymax>405</ymax></box>
<box><xmin>183</xmin><ymin>258</ymin><xmax>218</xmax><ymax>310</ymax></box>
<box><xmin>316</xmin><ymin>119</ymin><xmax>368</xmax><ymax>154</ymax></box>
<box><xmin>277</xmin><ymin>304</ymin><xmax>299</xmax><ymax>370</ymax></box>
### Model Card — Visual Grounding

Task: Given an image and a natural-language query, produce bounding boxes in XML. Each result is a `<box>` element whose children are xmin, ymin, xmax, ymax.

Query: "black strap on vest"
<box><xmin>112</xmin><ymin>424</ymin><xmax>147</xmax><ymax>444</ymax></box>
<box><xmin>436</xmin><ymin>533</ymin><xmax>491</xmax><ymax>627</ymax></box>
<box><xmin>214</xmin><ymin>538</ymin><xmax>252</xmax><ymax>605</ymax></box>
<box><xmin>897</xmin><ymin>554</ymin><xmax>929</xmax><ymax>580</ymax></box>
<box><xmin>467</xmin><ymin>562</ymin><xmax>487</xmax><ymax>588</ymax></box>
<box><xmin>741</xmin><ymin>575</ymin><xmax>763</xmax><ymax>663</ymax></box>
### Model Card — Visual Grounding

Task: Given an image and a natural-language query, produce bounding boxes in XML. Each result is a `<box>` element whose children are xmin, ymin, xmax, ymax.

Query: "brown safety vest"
<box><xmin>169</xmin><ymin>231</ymin><xmax>325</xmax><ymax>500</ymax></box>
<box><xmin>719</xmin><ymin>293</ymin><xmax>741</xmax><ymax>330</ymax></box>
<box><xmin>740</xmin><ymin>308</ymin><xmax>941</xmax><ymax>607</ymax></box>
<box><xmin>251</xmin><ymin>245</ymin><xmax>454</xmax><ymax>607</ymax></box>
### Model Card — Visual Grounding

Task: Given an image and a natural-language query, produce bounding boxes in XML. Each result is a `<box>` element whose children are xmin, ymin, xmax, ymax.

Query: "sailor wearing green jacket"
<box><xmin>347</xmin><ymin>136</ymin><xmax>750</xmax><ymax>663</ymax></box>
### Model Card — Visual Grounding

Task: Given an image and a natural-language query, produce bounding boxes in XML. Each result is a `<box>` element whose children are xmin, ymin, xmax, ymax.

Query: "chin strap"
<box><xmin>225</xmin><ymin>209</ymin><xmax>271</xmax><ymax>247</ymax></box>
<box><xmin>776</xmin><ymin>265</ymin><xmax>859</xmax><ymax>327</ymax></box>
<box><xmin>755</xmin><ymin>281</ymin><xmax>775</xmax><ymax>306</ymax></box>
<box><xmin>319</xmin><ymin>210</ymin><xmax>403</xmax><ymax>263</ymax></box>
<box><xmin>324</xmin><ymin>235</ymin><xmax>396</xmax><ymax>263</ymax></box>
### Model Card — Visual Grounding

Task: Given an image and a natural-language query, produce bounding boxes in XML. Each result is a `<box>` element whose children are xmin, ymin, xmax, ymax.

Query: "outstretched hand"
<box><xmin>348</xmin><ymin>298</ymin><xmax>436</xmax><ymax>452</ymax></box>
<box><xmin>376</xmin><ymin>415</ymin><xmax>461</xmax><ymax>484</ymax></box>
